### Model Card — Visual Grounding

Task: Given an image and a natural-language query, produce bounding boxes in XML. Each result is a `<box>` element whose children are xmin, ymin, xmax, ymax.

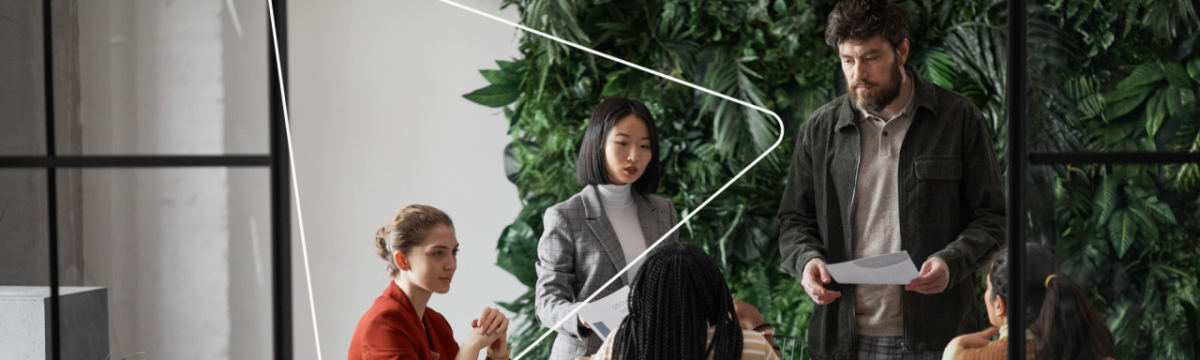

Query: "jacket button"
<box><xmin>883</xmin><ymin>131</ymin><xmax>889</xmax><ymax>136</ymax></box>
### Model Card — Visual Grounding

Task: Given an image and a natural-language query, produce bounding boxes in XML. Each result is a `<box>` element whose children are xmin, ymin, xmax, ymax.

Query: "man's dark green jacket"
<box><xmin>776</xmin><ymin>68</ymin><xmax>1006</xmax><ymax>359</ymax></box>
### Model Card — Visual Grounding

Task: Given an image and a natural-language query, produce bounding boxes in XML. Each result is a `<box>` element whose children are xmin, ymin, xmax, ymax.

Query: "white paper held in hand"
<box><xmin>576</xmin><ymin>286</ymin><xmax>631</xmax><ymax>339</ymax></box>
<box><xmin>825</xmin><ymin>251</ymin><xmax>921</xmax><ymax>285</ymax></box>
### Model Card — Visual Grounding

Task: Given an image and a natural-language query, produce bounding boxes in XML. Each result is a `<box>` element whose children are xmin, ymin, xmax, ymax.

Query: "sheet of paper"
<box><xmin>576</xmin><ymin>286</ymin><xmax>630</xmax><ymax>339</ymax></box>
<box><xmin>825</xmin><ymin>251</ymin><xmax>921</xmax><ymax>285</ymax></box>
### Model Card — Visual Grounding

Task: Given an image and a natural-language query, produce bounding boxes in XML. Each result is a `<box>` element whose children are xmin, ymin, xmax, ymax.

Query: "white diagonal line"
<box><xmin>267</xmin><ymin>1</ymin><xmax>324</xmax><ymax>359</ymax></box>
<box><xmin>437</xmin><ymin>2</ymin><xmax>787</xmax><ymax>359</ymax></box>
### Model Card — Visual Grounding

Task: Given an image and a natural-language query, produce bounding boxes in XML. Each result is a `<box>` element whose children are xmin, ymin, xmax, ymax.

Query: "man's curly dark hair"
<box><xmin>824</xmin><ymin>0</ymin><xmax>909</xmax><ymax>50</ymax></box>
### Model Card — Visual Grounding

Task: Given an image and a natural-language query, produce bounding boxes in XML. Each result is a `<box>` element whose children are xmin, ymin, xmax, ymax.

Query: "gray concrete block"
<box><xmin>0</xmin><ymin>286</ymin><xmax>108</xmax><ymax>360</ymax></box>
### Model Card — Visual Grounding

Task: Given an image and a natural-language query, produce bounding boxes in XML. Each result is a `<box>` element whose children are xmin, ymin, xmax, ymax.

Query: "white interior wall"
<box><xmin>69</xmin><ymin>0</ymin><xmax>526</xmax><ymax>358</ymax></box>
<box><xmin>289</xmin><ymin>1</ymin><xmax>525</xmax><ymax>359</ymax></box>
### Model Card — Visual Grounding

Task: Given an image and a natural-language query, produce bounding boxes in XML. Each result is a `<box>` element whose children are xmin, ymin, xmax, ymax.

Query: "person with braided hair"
<box><xmin>347</xmin><ymin>205</ymin><xmax>512</xmax><ymax>360</ymax></box>
<box><xmin>589</xmin><ymin>242</ymin><xmax>780</xmax><ymax>360</ymax></box>
<box><xmin>942</xmin><ymin>243</ymin><xmax>1114</xmax><ymax>360</ymax></box>
<box><xmin>535</xmin><ymin>96</ymin><xmax>680</xmax><ymax>360</ymax></box>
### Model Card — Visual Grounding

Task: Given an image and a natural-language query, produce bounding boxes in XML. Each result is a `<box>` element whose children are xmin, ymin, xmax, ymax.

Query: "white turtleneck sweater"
<box><xmin>597</xmin><ymin>184</ymin><xmax>648</xmax><ymax>278</ymax></box>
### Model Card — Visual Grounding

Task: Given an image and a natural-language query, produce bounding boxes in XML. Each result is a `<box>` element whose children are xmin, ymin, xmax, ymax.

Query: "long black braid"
<box><xmin>612</xmin><ymin>242</ymin><xmax>743</xmax><ymax>360</ymax></box>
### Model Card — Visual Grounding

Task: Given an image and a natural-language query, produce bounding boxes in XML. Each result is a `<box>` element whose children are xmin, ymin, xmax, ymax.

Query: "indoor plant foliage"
<box><xmin>464</xmin><ymin>0</ymin><xmax>1200</xmax><ymax>358</ymax></box>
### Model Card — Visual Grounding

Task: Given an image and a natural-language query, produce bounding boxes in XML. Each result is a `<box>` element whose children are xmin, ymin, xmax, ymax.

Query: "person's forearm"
<box><xmin>486</xmin><ymin>343</ymin><xmax>511</xmax><ymax>360</ymax></box>
<box><xmin>455</xmin><ymin>344</ymin><xmax>486</xmax><ymax>360</ymax></box>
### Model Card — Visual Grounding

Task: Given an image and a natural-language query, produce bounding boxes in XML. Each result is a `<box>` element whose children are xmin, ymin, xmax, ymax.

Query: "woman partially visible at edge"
<box><xmin>535</xmin><ymin>97</ymin><xmax>681</xmax><ymax>360</ymax></box>
<box><xmin>943</xmin><ymin>243</ymin><xmax>1114</xmax><ymax>360</ymax></box>
<box><xmin>348</xmin><ymin>205</ymin><xmax>511</xmax><ymax>360</ymax></box>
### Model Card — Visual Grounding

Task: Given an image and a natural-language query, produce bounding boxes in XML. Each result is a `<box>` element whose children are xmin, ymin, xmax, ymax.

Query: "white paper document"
<box><xmin>825</xmin><ymin>251</ymin><xmax>921</xmax><ymax>285</ymax></box>
<box><xmin>577</xmin><ymin>286</ymin><xmax>630</xmax><ymax>339</ymax></box>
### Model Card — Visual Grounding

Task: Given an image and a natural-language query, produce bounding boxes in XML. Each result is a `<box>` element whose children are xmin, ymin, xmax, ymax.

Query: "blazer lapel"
<box><xmin>581</xmin><ymin>185</ymin><xmax>627</xmax><ymax>286</ymax></box>
<box><xmin>634</xmin><ymin>194</ymin><xmax>660</xmax><ymax>248</ymax></box>
<box><xmin>627</xmin><ymin>194</ymin><xmax>661</xmax><ymax>284</ymax></box>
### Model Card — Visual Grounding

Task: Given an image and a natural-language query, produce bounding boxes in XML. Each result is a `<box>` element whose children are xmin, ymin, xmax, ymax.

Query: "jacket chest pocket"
<box><xmin>914</xmin><ymin>157</ymin><xmax>962</xmax><ymax>228</ymax></box>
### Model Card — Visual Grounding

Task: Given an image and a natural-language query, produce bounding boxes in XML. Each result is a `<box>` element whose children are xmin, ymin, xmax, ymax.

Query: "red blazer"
<box><xmin>348</xmin><ymin>282</ymin><xmax>460</xmax><ymax>360</ymax></box>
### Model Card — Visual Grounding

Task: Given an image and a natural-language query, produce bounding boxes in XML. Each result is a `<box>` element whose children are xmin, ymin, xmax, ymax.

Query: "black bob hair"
<box><xmin>575</xmin><ymin>97</ymin><xmax>662</xmax><ymax>195</ymax></box>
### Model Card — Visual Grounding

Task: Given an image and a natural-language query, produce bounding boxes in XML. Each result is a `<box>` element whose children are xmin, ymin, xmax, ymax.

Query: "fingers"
<box><xmin>906</xmin><ymin>277</ymin><xmax>948</xmax><ymax>294</ymax></box>
<box><xmin>497</xmin><ymin>316</ymin><xmax>510</xmax><ymax>335</ymax></box>
<box><xmin>817</xmin><ymin>262</ymin><xmax>831</xmax><ymax>284</ymax></box>
<box><xmin>477</xmin><ymin>308</ymin><xmax>503</xmax><ymax>335</ymax></box>
<box><xmin>487</xmin><ymin>310</ymin><xmax>505</xmax><ymax>334</ymax></box>
<box><xmin>802</xmin><ymin>269</ymin><xmax>841</xmax><ymax>305</ymax></box>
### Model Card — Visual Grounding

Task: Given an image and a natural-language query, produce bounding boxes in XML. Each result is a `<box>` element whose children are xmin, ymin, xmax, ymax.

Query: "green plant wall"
<box><xmin>463</xmin><ymin>0</ymin><xmax>1200</xmax><ymax>359</ymax></box>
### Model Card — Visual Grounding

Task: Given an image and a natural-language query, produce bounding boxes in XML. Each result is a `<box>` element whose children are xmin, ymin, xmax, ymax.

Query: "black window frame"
<box><xmin>7</xmin><ymin>1</ymin><xmax>1200</xmax><ymax>359</ymax></box>
<box><xmin>1006</xmin><ymin>1</ymin><xmax>1200</xmax><ymax>359</ymax></box>
<box><xmin>0</xmin><ymin>1</ymin><xmax>293</xmax><ymax>359</ymax></box>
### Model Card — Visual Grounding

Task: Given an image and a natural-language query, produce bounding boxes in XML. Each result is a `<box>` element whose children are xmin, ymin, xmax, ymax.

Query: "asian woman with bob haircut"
<box><xmin>534</xmin><ymin>96</ymin><xmax>681</xmax><ymax>360</ymax></box>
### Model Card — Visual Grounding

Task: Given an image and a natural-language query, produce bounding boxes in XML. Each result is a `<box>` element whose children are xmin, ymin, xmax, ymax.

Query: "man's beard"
<box><xmin>847</xmin><ymin>61</ymin><xmax>903</xmax><ymax>114</ymax></box>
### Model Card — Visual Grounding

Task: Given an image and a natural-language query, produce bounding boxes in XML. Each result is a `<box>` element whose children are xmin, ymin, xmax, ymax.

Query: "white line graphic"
<box><xmin>437</xmin><ymin>2</ymin><xmax>787</xmax><ymax>359</ymax></box>
<box><xmin>267</xmin><ymin>1</ymin><xmax>324</xmax><ymax>359</ymax></box>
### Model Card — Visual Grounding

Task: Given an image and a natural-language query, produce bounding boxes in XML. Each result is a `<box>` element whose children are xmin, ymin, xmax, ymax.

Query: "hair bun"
<box><xmin>374</xmin><ymin>227</ymin><xmax>390</xmax><ymax>261</ymax></box>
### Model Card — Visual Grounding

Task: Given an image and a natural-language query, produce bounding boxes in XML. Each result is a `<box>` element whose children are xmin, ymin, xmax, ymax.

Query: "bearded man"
<box><xmin>775</xmin><ymin>0</ymin><xmax>1006</xmax><ymax>359</ymax></box>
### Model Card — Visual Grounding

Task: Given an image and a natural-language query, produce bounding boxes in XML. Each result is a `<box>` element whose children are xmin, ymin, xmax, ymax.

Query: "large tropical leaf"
<box><xmin>1145</xmin><ymin>89</ymin><xmax>1168</xmax><ymax>137</ymax></box>
<box><xmin>1107</xmin><ymin>208</ymin><xmax>1137</xmax><ymax>259</ymax></box>
<box><xmin>910</xmin><ymin>47</ymin><xmax>959</xmax><ymax>89</ymax></box>
<box><xmin>1092</xmin><ymin>170</ymin><xmax>1119</xmax><ymax>227</ymax></box>
<box><xmin>1161</xmin><ymin>62</ymin><xmax>1193</xmax><ymax>90</ymax></box>
<box><xmin>496</xmin><ymin>219</ymin><xmax>540</xmax><ymax>287</ymax></box>
<box><xmin>1126</xmin><ymin>186</ymin><xmax>1180</xmax><ymax>225</ymax></box>
<box><xmin>463</xmin><ymin>84</ymin><xmax>523</xmax><ymax>108</ymax></box>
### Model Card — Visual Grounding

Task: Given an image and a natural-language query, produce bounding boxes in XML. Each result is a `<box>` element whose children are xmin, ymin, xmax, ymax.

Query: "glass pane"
<box><xmin>1029</xmin><ymin>163</ymin><xmax>1199</xmax><ymax>359</ymax></box>
<box><xmin>81</xmin><ymin>168</ymin><xmax>272</xmax><ymax>359</ymax></box>
<box><xmin>0</xmin><ymin>2</ymin><xmax>47</xmax><ymax>155</ymax></box>
<box><xmin>0</xmin><ymin>170</ymin><xmax>50</xmax><ymax>285</ymax></box>
<box><xmin>76</xmin><ymin>0</ymin><xmax>268</xmax><ymax>155</ymax></box>
<box><xmin>0</xmin><ymin>170</ymin><xmax>53</xmax><ymax>358</ymax></box>
<box><xmin>1020</xmin><ymin>1</ymin><xmax>1200</xmax><ymax>157</ymax></box>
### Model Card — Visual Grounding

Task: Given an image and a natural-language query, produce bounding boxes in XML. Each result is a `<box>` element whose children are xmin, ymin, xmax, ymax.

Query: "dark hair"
<box><xmin>575</xmin><ymin>97</ymin><xmax>662</xmax><ymax>195</ymax></box>
<box><xmin>987</xmin><ymin>244</ymin><xmax>1115</xmax><ymax>360</ymax></box>
<box><xmin>825</xmin><ymin>0</ymin><xmax>909</xmax><ymax>50</ymax></box>
<box><xmin>374</xmin><ymin>205</ymin><xmax>454</xmax><ymax>277</ymax></box>
<box><xmin>612</xmin><ymin>243</ymin><xmax>742</xmax><ymax>360</ymax></box>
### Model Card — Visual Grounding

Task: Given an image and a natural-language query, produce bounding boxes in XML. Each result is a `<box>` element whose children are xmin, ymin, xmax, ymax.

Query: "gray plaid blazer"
<box><xmin>534</xmin><ymin>185</ymin><xmax>680</xmax><ymax>360</ymax></box>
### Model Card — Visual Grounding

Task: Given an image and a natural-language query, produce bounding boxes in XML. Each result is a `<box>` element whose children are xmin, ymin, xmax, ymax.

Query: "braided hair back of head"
<box><xmin>612</xmin><ymin>242</ymin><xmax>743</xmax><ymax>360</ymax></box>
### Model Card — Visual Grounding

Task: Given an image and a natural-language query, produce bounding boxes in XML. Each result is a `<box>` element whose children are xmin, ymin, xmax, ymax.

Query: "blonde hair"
<box><xmin>374</xmin><ymin>205</ymin><xmax>454</xmax><ymax>277</ymax></box>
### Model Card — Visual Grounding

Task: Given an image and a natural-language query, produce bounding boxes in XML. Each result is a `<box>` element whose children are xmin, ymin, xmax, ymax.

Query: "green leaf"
<box><xmin>1162</xmin><ymin>62</ymin><xmax>1194</xmax><ymax>89</ymax></box>
<box><xmin>1189</xmin><ymin>58</ymin><xmax>1200</xmax><ymax>84</ymax></box>
<box><xmin>910</xmin><ymin>47</ymin><xmax>959</xmax><ymax>89</ymax></box>
<box><xmin>1093</xmin><ymin>170</ymin><xmax>1118</xmax><ymax>228</ymax></box>
<box><xmin>1146</xmin><ymin>89</ymin><xmax>1168</xmax><ymax>137</ymax></box>
<box><xmin>496</xmin><ymin>60</ymin><xmax>518</xmax><ymax>72</ymax></box>
<box><xmin>480</xmin><ymin>69</ymin><xmax>516</xmax><ymax>85</ymax></box>
<box><xmin>1107</xmin><ymin>209</ymin><xmax>1136</xmax><ymax>259</ymax></box>
<box><xmin>1104</xmin><ymin>85</ymin><xmax>1154</xmax><ymax>120</ymax></box>
<box><xmin>463</xmin><ymin>84</ymin><xmax>521</xmax><ymax>108</ymax></box>
<box><xmin>1128</xmin><ymin>206</ymin><xmax>1159</xmax><ymax>242</ymax></box>
<box><xmin>1116</xmin><ymin>62</ymin><xmax>1165</xmax><ymax>90</ymax></box>
<box><xmin>1126</xmin><ymin>187</ymin><xmax>1179</xmax><ymax>224</ymax></box>
<box><xmin>495</xmin><ymin>220</ymin><xmax>539</xmax><ymax>287</ymax></box>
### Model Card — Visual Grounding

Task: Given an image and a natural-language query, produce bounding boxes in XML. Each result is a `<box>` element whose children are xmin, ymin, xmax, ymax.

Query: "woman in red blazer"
<box><xmin>348</xmin><ymin>205</ymin><xmax>511</xmax><ymax>360</ymax></box>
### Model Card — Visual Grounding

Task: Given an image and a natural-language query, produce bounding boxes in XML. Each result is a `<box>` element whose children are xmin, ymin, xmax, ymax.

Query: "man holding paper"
<box><xmin>775</xmin><ymin>0</ymin><xmax>1006</xmax><ymax>359</ymax></box>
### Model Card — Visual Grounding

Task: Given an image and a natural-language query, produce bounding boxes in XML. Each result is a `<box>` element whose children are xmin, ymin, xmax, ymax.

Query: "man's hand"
<box><xmin>801</xmin><ymin>258</ymin><xmax>841</xmax><ymax>305</ymax></box>
<box><xmin>905</xmin><ymin>256</ymin><xmax>949</xmax><ymax>294</ymax></box>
